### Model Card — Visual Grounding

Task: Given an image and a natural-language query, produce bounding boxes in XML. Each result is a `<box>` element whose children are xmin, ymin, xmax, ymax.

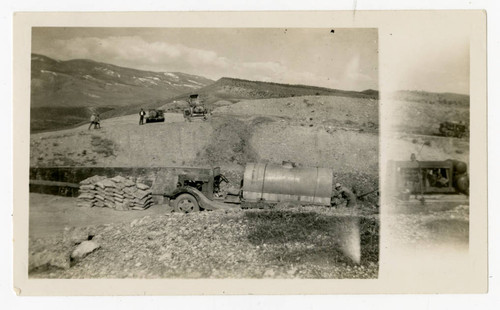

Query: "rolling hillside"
<box><xmin>30</xmin><ymin>54</ymin><xmax>213</xmax><ymax>132</ymax></box>
<box><xmin>386</xmin><ymin>90</ymin><xmax>470</xmax><ymax>136</ymax></box>
<box><xmin>168</xmin><ymin>77</ymin><xmax>379</xmax><ymax>105</ymax></box>
<box><xmin>31</xmin><ymin>54</ymin><xmax>213</xmax><ymax>108</ymax></box>
<box><xmin>105</xmin><ymin>77</ymin><xmax>380</xmax><ymax>118</ymax></box>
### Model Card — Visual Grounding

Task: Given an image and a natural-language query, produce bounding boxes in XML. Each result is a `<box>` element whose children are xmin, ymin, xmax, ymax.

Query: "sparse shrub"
<box><xmin>52</xmin><ymin>142</ymin><xmax>59</xmax><ymax>147</ymax></box>
<box><xmin>90</xmin><ymin>136</ymin><xmax>115</xmax><ymax>157</ymax></box>
<box><xmin>423</xmin><ymin>140</ymin><xmax>431</xmax><ymax>146</ymax></box>
<box><xmin>412</xmin><ymin>139</ymin><xmax>418</xmax><ymax>144</ymax></box>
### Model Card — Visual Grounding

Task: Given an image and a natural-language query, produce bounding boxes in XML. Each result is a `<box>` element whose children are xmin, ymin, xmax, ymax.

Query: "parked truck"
<box><xmin>163</xmin><ymin>162</ymin><xmax>334</xmax><ymax>213</ymax></box>
<box><xmin>145</xmin><ymin>109</ymin><xmax>165</xmax><ymax>123</ymax></box>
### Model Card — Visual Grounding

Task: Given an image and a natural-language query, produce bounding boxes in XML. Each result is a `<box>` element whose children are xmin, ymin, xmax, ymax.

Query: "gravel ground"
<box><xmin>386</xmin><ymin>204</ymin><xmax>469</xmax><ymax>249</ymax></box>
<box><xmin>29</xmin><ymin>206</ymin><xmax>379</xmax><ymax>279</ymax></box>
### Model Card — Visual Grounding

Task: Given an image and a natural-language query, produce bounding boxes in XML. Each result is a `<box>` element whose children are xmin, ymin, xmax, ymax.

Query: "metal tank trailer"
<box><xmin>164</xmin><ymin>162</ymin><xmax>335</xmax><ymax>212</ymax></box>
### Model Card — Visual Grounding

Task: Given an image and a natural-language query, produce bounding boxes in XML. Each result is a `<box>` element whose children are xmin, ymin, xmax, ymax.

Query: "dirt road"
<box><xmin>29</xmin><ymin>193</ymin><xmax>170</xmax><ymax>239</ymax></box>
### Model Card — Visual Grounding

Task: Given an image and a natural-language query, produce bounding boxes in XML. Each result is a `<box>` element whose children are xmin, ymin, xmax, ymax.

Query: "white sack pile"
<box><xmin>77</xmin><ymin>175</ymin><xmax>153</xmax><ymax>211</ymax></box>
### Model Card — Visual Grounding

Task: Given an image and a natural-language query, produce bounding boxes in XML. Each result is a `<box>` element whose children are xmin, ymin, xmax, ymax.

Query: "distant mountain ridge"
<box><xmin>389</xmin><ymin>90</ymin><xmax>469</xmax><ymax>107</ymax></box>
<box><xmin>169</xmin><ymin>77</ymin><xmax>379</xmax><ymax>105</ymax></box>
<box><xmin>31</xmin><ymin>53</ymin><xmax>214</xmax><ymax>108</ymax></box>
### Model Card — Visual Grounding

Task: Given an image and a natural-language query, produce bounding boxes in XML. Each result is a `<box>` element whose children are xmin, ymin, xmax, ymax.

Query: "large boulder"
<box><xmin>71</xmin><ymin>241</ymin><xmax>101</xmax><ymax>260</ymax></box>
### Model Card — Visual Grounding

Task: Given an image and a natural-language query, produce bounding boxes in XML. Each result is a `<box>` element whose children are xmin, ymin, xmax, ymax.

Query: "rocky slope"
<box><xmin>29</xmin><ymin>205</ymin><xmax>379</xmax><ymax>279</ymax></box>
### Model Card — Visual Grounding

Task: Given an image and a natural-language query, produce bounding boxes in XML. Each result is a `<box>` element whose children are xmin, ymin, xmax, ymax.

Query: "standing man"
<box><xmin>139</xmin><ymin>108</ymin><xmax>146</xmax><ymax>125</ymax></box>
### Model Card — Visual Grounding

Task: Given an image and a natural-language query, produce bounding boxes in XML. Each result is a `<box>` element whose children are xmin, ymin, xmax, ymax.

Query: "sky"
<box><xmin>32</xmin><ymin>27</ymin><xmax>379</xmax><ymax>91</ymax></box>
<box><xmin>380</xmin><ymin>19</ymin><xmax>470</xmax><ymax>95</ymax></box>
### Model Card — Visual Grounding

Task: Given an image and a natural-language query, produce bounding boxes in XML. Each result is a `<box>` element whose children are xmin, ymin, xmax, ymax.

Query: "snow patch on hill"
<box><xmin>41</xmin><ymin>70</ymin><xmax>57</xmax><ymax>76</ymax></box>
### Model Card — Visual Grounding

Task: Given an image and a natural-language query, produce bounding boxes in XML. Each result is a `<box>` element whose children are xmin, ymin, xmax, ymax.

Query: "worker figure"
<box><xmin>88</xmin><ymin>113</ymin><xmax>97</xmax><ymax>130</ymax></box>
<box><xmin>95</xmin><ymin>114</ymin><xmax>101</xmax><ymax>129</ymax></box>
<box><xmin>410</xmin><ymin>153</ymin><xmax>425</xmax><ymax>204</ymax></box>
<box><xmin>139</xmin><ymin>108</ymin><xmax>146</xmax><ymax>125</ymax></box>
<box><xmin>332</xmin><ymin>183</ymin><xmax>357</xmax><ymax>208</ymax></box>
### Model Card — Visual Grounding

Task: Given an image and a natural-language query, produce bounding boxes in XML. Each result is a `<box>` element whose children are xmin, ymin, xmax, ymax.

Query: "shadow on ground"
<box><xmin>244</xmin><ymin>211</ymin><xmax>379</xmax><ymax>266</ymax></box>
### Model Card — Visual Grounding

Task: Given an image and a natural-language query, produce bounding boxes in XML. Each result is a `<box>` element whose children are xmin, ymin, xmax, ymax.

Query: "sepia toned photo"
<box><xmin>27</xmin><ymin>28</ymin><xmax>380</xmax><ymax>279</ymax></box>
<box><xmin>12</xmin><ymin>11</ymin><xmax>487</xmax><ymax>296</ymax></box>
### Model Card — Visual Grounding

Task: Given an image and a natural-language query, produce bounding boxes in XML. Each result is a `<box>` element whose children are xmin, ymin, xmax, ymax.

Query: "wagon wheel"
<box><xmin>173</xmin><ymin>194</ymin><xmax>200</xmax><ymax>213</ymax></box>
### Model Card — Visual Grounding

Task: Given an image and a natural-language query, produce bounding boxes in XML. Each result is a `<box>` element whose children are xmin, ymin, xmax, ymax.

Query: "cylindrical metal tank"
<box><xmin>242</xmin><ymin>163</ymin><xmax>333</xmax><ymax>206</ymax></box>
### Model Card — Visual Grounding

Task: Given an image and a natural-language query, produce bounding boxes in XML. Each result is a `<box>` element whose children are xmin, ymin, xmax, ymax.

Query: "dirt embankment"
<box><xmin>387</xmin><ymin>99</ymin><xmax>469</xmax><ymax>137</ymax></box>
<box><xmin>30</xmin><ymin>113</ymin><xmax>212</xmax><ymax>167</ymax></box>
<box><xmin>31</xmin><ymin>95</ymin><xmax>379</xmax><ymax>172</ymax></box>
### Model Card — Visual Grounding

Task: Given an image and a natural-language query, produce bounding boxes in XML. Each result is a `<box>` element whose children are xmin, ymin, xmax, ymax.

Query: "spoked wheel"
<box><xmin>173</xmin><ymin>194</ymin><xmax>200</xmax><ymax>213</ymax></box>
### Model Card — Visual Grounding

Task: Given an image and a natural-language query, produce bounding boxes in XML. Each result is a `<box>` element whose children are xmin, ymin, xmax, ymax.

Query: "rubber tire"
<box><xmin>173</xmin><ymin>194</ymin><xmax>200</xmax><ymax>213</ymax></box>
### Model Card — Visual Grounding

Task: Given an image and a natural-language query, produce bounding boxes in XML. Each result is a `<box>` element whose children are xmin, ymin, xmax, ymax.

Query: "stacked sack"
<box><xmin>77</xmin><ymin>175</ymin><xmax>153</xmax><ymax>211</ymax></box>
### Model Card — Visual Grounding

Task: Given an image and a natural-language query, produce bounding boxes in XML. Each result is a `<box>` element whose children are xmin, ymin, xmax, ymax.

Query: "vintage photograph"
<box><xmin>27</xmin><ymin>28</ymin><xmax>380</xmax><ymax>279</ymax></box>
<box><xmin>383</xmin><ymin>27</ymin><xmax>470</xmax><ymax>251</ymax></box>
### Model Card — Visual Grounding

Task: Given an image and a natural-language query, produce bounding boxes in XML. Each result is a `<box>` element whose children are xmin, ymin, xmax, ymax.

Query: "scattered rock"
<box><xmin>287</xmin><ymin>267</ymin><xmax>298</xmax><ymax>276</ymax></box>
<box><xmin>29</xmin><ymin>249</ymin><xmax>71</xmax><ymax>271</ymax></box>
<box><xmin>159</xmin><ymin>252</ymin><xmax>173</xmax><ymax>261</ymax></box>
<box><xmin>263</xmin><ymin>269</ymin><xmax>275</xmax><ymax>278</ymax></box>
<box><xmin>71</xmin><ymin>241</ymin><xmax>100</xmax><ymax>260</ymax></box>
<box><xmin>130</xmin><ymin>219</ymin><xmax>139</xmax><ymax>227</ymax></box>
